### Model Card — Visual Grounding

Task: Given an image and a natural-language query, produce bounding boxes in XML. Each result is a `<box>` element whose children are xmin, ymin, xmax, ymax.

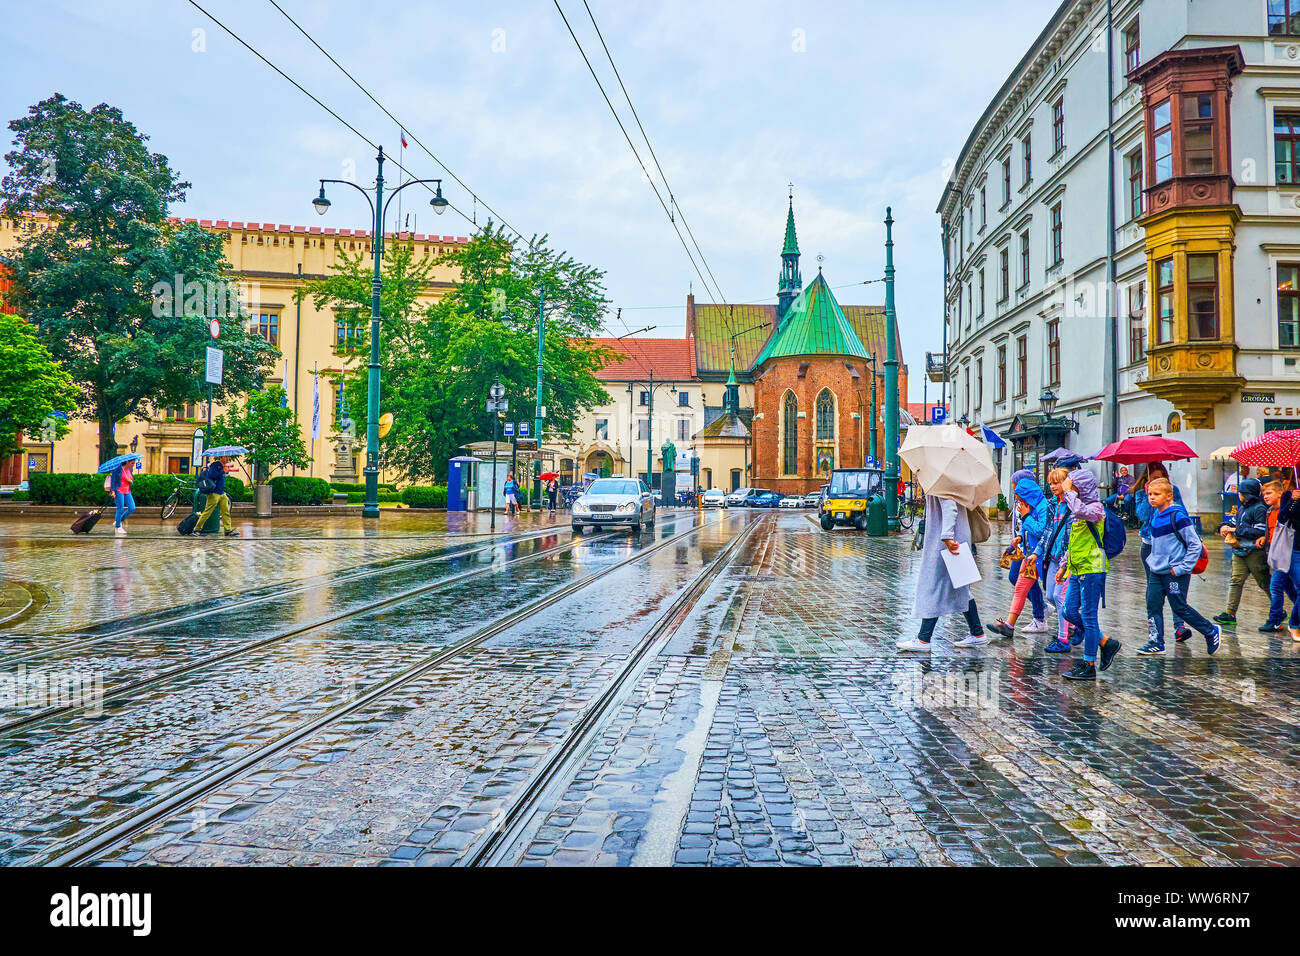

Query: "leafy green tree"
<box><xmin>209</xmin><ymin>386</ymin><xmax>310</xmax><ymax>484</ymax></box>
<box><xmin>0</xmin><ymin>312</ymin><xmax>78</xmax><ymax>458</ymax></box>
<box><xmin>301</xmin><ymin>225</ymin><xmax>611</xmax><ymax>481</ymax></box>
<box><xmin>0</xmin><ymin>93</ymin><xmax>278</xmax><ymax>464</ymax></box>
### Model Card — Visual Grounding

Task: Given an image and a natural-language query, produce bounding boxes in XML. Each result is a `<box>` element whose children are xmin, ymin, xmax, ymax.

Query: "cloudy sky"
<box><xmin>4</xmin><ymin>0</ymin><xmax>1057</xmax><ymax>399</ymax></box>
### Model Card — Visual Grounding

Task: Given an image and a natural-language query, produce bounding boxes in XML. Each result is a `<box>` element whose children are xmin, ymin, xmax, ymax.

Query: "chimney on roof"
<box><xmin>686</xmin><ymin>292</ymin><xmax>695</xmax><ymax>340</ymax></box>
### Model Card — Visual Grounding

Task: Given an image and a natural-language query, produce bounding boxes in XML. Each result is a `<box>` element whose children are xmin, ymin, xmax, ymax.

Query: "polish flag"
<box><xmin>400</xmin><ymin>131</ymin><xmax>408</xmax><ymax>149</ymax></box>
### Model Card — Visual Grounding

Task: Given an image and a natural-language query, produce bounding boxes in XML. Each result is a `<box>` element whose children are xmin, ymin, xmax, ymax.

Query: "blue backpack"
<box><xmin>1087</xmin><ymin>502</ymin><xmax>1127</xmax><ymax>559</ymax></box>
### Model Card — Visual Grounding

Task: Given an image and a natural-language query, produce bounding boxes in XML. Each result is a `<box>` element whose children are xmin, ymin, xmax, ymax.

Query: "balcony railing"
<box><xmin>925</xmin><ymin>351</ymin><xmax>947</xmax><ymax>383</ymax></box>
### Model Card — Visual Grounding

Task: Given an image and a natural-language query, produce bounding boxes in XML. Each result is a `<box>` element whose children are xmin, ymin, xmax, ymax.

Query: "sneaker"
<box><xmin>1174</xmin><ymin>625</ymin><xmax>1193</xmax><ymax>643</ymax></box>
<box><xmin>986</xmin><ymin>620</ymin><xmax>1015</xmax><ymax>639</ymax></box>
<box><xmin>954</xmin><ymin>633</ymin><xmax>989</xmax><ymax>647</ymax></box>
<box><xmin>1044</xmin><ymin>638</ymin><xmax>1072</xmax><ymax>653</ymax></box>
<box><xmin>114</xmin><ymin>526</ymin><xmax>126</xmax><ymax>536</ymax></box>
<box><xmin>1062</xmin><ymin>660</ymin><xmax>1097</xmax><ymax>681</ymax></box>
<box><xmin>896</xmin><ymin>638</ymin><xmax>932</xmax><ymax>652</ymax></box>
<box><xmin>1024</xmin><ymin>619</ymin><xmax>1049</xmax><ymax>634</ymax></box>
<box><xmin>1137</xmin><ymin>638</ymin><xmax>1165</xmax><ymax>656</ymax></box>
<box><xmin>1206</xmin><ymin>625</ymin><xmax>1221</xmax><ymax>656</ymax></box>
<box><xmin>1259</xmin><ymin>621</ymin><xmax>1285</xmax><ymax>633</ymax></box>
<box><xmin>1069</xmin><ymin>627</ymin><xmax>1083</xmax><ymax>647</ymax></box>
<box><xmin>1212</xmin><ymin>613</ymin><xmax>1237</xmax><ymax>627</ymax></box>
<box><xmin>1099</xmin><ymin>637</ymin><xmax>1122</xmax><ymax>671</ymax></box>
<box><xmin>224</xmin><ymin>530</ymin><xmax>241</xmax><ymax>537</ymax></box>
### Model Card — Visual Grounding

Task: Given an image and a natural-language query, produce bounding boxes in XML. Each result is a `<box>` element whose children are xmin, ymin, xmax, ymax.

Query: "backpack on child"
<box><xmin>1086</xmin><ymin>501</ymin><xmax>1128</xmax><ymax>559</ymax></box>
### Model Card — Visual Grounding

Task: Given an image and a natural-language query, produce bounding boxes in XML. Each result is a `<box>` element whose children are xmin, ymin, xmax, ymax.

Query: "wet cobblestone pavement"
<box><xmin>2</xmin><ymin>510</ymin><xmax>1298</xmax><ymax>866</ymax></box>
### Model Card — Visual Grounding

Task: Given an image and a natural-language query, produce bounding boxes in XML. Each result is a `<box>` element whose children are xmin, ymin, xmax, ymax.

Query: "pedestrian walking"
<box><xmin>987</xmin><ymin>475</ymin><xmax>1050</xmax><ymax>638</ymax></box>
<box><xmin>111</xmin><ymin>458</ymin><xmax>137</xmax><ymax>535</ymax></box>
<box><xmin>1130</xmin><ymin>463</ymin><xmax>1192</xmax><ymax>642</ymax></box>
<box><xmin>1136</xmin><ymin>477</ymin><xmax>1220</xmax><ymax>656</ymax></box>
<box><xmin>194</xmin><ymin>454</ymin><xmax>239</xmax><ymax>537</ymax></box>
<box><xmin>1262</xmin><ymin>480</ymin><xmax>1300</xmax><ymax>641</ymax></box>
<box><xmin>503</xmin><ymin>472</ymin><xmax>519</xmax><ymax>516</ymax></box>
<box><xmin>1213</xmin><ymin>478</ymin><xmax>1270</xmax><ymax>627</ymax></box>
<box><xmin>547</xmin><ymin>478</ymin><xmax>559</xmax><ymax>512</ymax></box>
<box><xmin>1059</xmin><ymin>468</ymin><xmax>1121</xmax><ymax>680</ymax></box>
<box><xmin>897</xmin><ymin>493</ymin><xmax>988</xmax><ymax>652</ymax></box>
<box><xmin>1036</xmin><ymin>467</ymin><xmax>1076</xmax><ymax>653</ymax></box>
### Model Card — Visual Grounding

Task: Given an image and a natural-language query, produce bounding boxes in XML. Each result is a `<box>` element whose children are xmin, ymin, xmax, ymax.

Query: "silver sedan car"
<box><xmin>571</xmin><ymin>478</ymin><xmax>657</xmax><ymax>534</ymax></box>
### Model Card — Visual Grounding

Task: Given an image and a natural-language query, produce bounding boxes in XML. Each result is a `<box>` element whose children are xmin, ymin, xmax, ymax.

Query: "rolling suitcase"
<box><xmin>70</xmin><ymin>507</ymin><xmax>105</xmax><ymax>534</ymax></box>
<box><xmin>176</xmin><ymin>512</ymin><xmax>200</xmax><ymax>536</ymax></box>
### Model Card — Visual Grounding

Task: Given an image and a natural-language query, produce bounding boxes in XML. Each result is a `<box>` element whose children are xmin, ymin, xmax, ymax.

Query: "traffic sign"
<box><xmin>515</xmin><ymin>438</ymin><xmax>539</xmax><ymax>451</ymax></box>
<box><xmin>519</xmin><ymin>422</ymin><xmax>530</xmax><ymax>437</ymax></box>
<box><xmin>486</xmin><ymin>399</ymin><xmax>508</xmax><ymax>413</ymax></box>
<box><xmin>931</xmin><ymin>405</ymin><xmax>947</xmax><ymax>424</ymax></box>
<box><xmin>205</xmin><ymin>346</ymin><xmax>224</xmax><ymax>385</ymax></box>
<box><xmin>504</xmin><ymin>422</ymin><xmax>515</xmax><ymax>437</ymax></box>
<box><xmin>209</xmin><ymin>318</ymin><xmax>221</xmax><ymax>340</ymax></box>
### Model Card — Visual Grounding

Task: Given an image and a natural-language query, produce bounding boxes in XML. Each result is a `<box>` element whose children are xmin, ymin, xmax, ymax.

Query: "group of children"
<box><xmin>902</xmin><ymin>460</ymin><xmax>1255</xmax><ymax>680</ymax></box>
<box><xmin>1211</xmin><ymin>474</ymin><xmax>1300</xmax><ymax>639</ymax></box>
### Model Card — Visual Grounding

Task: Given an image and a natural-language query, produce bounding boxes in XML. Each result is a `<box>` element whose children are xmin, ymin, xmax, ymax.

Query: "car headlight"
<box><xmin>573</xmin><ymin>502</ymin><xmax>588</xmax><ymax>514</ymax></box>
<box><xmin>854</xmin><ymin>499</ymin><xmax>865</xmax><ymax>509</ymax></box>
<box><xmin>620</xmin><ymin>501</ymin><xmax>636</xmax><ymax>513</ymax></box>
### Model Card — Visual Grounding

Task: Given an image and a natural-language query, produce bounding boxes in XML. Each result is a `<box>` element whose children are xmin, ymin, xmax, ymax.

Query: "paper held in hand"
<box><xmin>940</xmin><ymin>542</ymin><xmax>981</xmax><ymax>589</ymax></box>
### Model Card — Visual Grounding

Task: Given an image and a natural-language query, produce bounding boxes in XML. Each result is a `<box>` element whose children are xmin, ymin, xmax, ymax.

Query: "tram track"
<box><xmin>462</xmin><ymin>515</ymin><xmax>761</xmax><ymax>867</ymax></box>
<box><xmin>0</xmin><ymin>519</ymin><xmax>718</xmax><ymax>736</ymax></box>
<box><xmin>35</xmin><ymin>511</ymin><xmax>753</xmax><ymax>866</ymax></box>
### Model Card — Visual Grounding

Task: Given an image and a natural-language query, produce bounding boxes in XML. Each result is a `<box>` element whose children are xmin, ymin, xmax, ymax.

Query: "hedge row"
<box><xmin>400</xmin><ymin>485</ymin><xmax>448</xmax><ymax>509</ymax></box>
<box><xmin>344</xmin><ymin>491</ymin><xmax>403</xmax><ymax>504</ymax></box>
<box><xmin>329</xmin><ymin>481</ymin><xmax>397</xmax><ymax>493</ymax></box>
<box><xmin>268</xmin><ymin>476</ymin><xmax>333</xmax><ymax>505</ymax></box>
<box><xmin>26</xmin><ymin>471</ymin><xmax>253</xmax><ymax>506</ymax></box>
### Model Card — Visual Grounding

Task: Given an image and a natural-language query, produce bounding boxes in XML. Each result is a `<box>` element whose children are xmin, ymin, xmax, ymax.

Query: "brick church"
<box><xmin>690</xmin><ymin>197</ymin><xmax>907</xmax><ymax>496</ymax></box>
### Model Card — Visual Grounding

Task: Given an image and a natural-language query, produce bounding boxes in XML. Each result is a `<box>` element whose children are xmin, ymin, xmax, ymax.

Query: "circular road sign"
<box><xmin>209</xmin><ymin>318</ymin><xmax>221</xmax><ymax>340</ymax></box>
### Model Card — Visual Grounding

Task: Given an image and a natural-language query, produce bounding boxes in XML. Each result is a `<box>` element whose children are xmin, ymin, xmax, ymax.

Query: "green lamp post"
<box><xmin>883</xmin><ymin>207</ymin><xmax>900</xmax><ymax>531</ymax></box>
<box><xmin>313</xmin><ymin>147</ymin><xmax>449</xmax><ymax>518</ymax></box>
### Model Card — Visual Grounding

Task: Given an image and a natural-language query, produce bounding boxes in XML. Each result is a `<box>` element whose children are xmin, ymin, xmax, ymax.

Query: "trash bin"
<box><xmin>866</xmin><ymin>494</ymin><xmax>888</xmax><ymax>536</ymax></box>
<box><xmin>192</xmin><ymin>490</ymin><xmax>222</xmax><ymax>534</ymax></box>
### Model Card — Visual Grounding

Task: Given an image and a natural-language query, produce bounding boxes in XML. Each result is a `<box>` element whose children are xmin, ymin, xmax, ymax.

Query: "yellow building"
<box><xmin>0</xmin><ymin>214</ymin><xmax>465</xmax><ymax>482</ymax></box>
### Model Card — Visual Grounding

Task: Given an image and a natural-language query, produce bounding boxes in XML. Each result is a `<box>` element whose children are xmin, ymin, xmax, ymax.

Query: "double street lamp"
<box><xmin>311</xmin><ymin>145</ymin><xmax>449</xmax><ymax>518</ymax></box>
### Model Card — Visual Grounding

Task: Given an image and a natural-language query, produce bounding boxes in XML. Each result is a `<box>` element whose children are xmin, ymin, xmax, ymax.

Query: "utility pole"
<box><xmin>647</xmin><ymin>368</ymin><xmax>654</xmax><ymax>489</ymax></box>
<box><xmin>884</xmin><ymin>207</ymin><xmax>900</xmax><ymax>531</ymax></box>
<box><xmin>533</xmin><ymin>287</ymin><xmax>545</xmax><ymax>509</ymax></box>
<box><xmin>870</xmin><ymin>353</ymin><xmax>878</xmax><ymax>464</ymax></box>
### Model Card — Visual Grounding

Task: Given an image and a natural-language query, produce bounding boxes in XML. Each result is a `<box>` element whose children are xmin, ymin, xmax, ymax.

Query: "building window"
<box><xmin>975</xmin><ymin>358</ymin><xmax>983</xmax><ymax>413</ymax></box>
<box><xmin>1052</xmin><ymin>99</ymin><xmax>1065</xmax><ymax>154</ymax></box>
<box><xmin>1019</xmin><ymin>231</ymin><xmax>1030</xmax><ymax>288</ymax></box>
<box><xmin>1279</xmin><ymin>264</ymin><xmax>1300</xmax><ymax>348</ymax></box>
<box><xmin>1046</xmin><ymin>320</ymin><xmax>1060</xmax><ymax>387</ymax></box>
<box><xmin>996</xmin><ymin>344</ymin><xmax>1007</xmax><ymax>401</ymax></box>
<box><xmin>1050</xmin><ymin>204</ymin><xmax>1063</xmax><ymax>266</ymax></box>
<box><xmin>1152</xmin><ymin>98</ymin><xmax>1174</xmax><ymax>183</ymax></box>
<box><xmin>1123</xmin><ymin>18</ymin><xmax>1140</xmax><ymax>74</ymax></box>
<box><xmin>1187</xmin><ymin>254</ymin><xmax>1219</xmax><ymax>340</ymax></box>
<box><xmin>638</xmin><ymin>390</ymin><xmax>649</xmax><ymax>407</ymax></box>
<box><xmin>977</xmin><ymin>269</ymin><xmax>985</xmax><ymax>317</ymax></box>
<box><xmin>963</xmin><ymin>367</ymin><xmax>970</xmax><ymax>418</ymax></box>
<box><xmin>251</xmin><ymin>311</ymin><xmax>279</xmax><ymax>345</ymax></box>
<box><xmin>335</xmin><ymin>318</ymin><xmax>362</xmax><ymax>350</ymax></box>
<box><xmin>1156</xmin><ymin>257</ymin><xmax>1175</xmax><ymax>345</ymax></box>
<box><xmin>677</xmin><ymin>390</ymin><xmax>690</xmax><ymax>407</ymax></box>
<box><xmin>677</xmin><ymin>418</ymin><xmax>691</xmax><ymax>441</ymax></box>
<box><xmin>1269</xmin><ymin>0</ymin><xmax>1300</xmax><ymax>36</ymax></box>
<box><xmin>637</xmin><ymin>419</ymin><xmax>649</xmax><ymax>441</ymax></box>
<box><xmin>815</xmin><ymin>389</ymin><xmax>834</xmax><ymax>441</ymax></box>
<box><xmin>1128</xmin><ymin>282</ymin><xmax>1147</xmax><ymax>364</ymax></box>
<box><xmin>595</xmin><ymin>418</ymin><xmax>608</xmax><ymax>440</ymax></box>
<box><xmin>1127</xmin><ymin>148</ymin><xmax>1144</xmax><ymax>220</ymax></box>
<box><xmin>1275</xmin><ymin>111</ymin><xmax>1300</xmax><ymax>184</ymax></box>
<box><xmin>1001</xmin><ymin>158</ymin><xmax>1011</xmax><ymax>205</ymax></box>
<box><xmin>1015</xmin><ymin>335</ymin><xmax>1028</xmax><ymax>397</ymax></box>
<box><xmin>999</xmin><ymin>248</ymin><xmax>1009</xmax><ymax>301</ymax></box>
<box><xmin>1182</xmin><ymin>94</ymin><xmax>1216</xmax><ymax>176</ymax></box>
<box><xmin>782</xmin><ymin>391</ymin><xmax>798</xmax><ymax>475</ymax></box>
<box><xmin>980</xmin><ymin>187</ymin><xmax>987</xmax><ymax>227</ymax></box>
<box><xmin>1022</xmin><ymin>134</ymin><xmax>1032</xmax><ymax>186</ymax></box>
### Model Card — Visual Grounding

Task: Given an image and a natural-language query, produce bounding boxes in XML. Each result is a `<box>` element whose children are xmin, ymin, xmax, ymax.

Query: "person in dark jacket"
<box><xmin>194</xmin><ymin>455</ymin><xmax>239</xmax><ymax>536</ymax></box>
<box><xmin>1213</xmin><ymin>477</ymin><xmax>1270</xmax><ymax>626</ymax></box>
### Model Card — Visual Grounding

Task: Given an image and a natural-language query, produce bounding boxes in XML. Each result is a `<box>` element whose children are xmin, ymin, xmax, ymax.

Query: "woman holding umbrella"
<box><xmin>98</xmin><ymin>453</ymin><xmax>143</xmax><ymax>536</ymax></box>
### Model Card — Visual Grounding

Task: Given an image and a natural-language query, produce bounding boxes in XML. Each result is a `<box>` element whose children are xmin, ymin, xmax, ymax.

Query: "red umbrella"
<box><xmin>1230</xmin><ymin>429</ymin><xmax>1300</xmax><ymax>468</ymax></box>
<box><xmin>539</xmin><ymin>471</ymin><xmax>560</xmax><ymax>481</ymax></box>
<box><xmin>1091</xmin><ymin>435</ymin><xmax>1197</xmax><ymax>464</ymax></box>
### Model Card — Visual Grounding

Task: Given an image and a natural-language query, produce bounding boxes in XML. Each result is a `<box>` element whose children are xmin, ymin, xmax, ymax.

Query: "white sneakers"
<box><xmin>895</xmin><ymin>637</ymin><xmax>932</xmax><ymax>652</ymax></box>
<box><xmin>955</xmin><ymin>634</ymin><xmax>989</xmax><ymax>647</ymax></box>
<box><xmin>114</xmin><ymin>526</ymin><xmax>126</xmax><ymax>536</ymax></box>
<box><xmin>1023</xmin><ymin>619</ymin><xmax>1049</xmax><ymax>634</ymax></box>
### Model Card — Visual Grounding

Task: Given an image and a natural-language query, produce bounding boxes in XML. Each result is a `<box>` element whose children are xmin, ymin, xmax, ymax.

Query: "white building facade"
<box><xmin>939</xmin><ymin>0</ymin><xmax>1300</xmax><ymax>520</ymax></box>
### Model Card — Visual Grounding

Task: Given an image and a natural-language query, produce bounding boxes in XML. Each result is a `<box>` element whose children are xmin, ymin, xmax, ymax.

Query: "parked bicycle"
<box><xmin>161</xmin><ymin>475</ymin><xmax>197</xmax><ymax>520</ymax></box>
<box><xmin>896</xmin><ymin>495</ymin><xmax>923</xmax><ymax>532</ymax></box>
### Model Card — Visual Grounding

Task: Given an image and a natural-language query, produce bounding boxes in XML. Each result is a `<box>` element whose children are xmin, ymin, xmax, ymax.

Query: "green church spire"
<box><xmin>782</xmin><ymin>197</ymin><xmax>799</xmax><ymax>256</ymax></box>
<box><xmin>777</xmin><ymin>188</ymin><xmax>802</xmax><ymax>322</ymax></box>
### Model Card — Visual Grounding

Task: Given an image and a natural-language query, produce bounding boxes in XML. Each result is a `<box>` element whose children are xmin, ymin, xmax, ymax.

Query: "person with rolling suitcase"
<box><xmin>191</xmin><ymin>455</ymin><xmax>239</xmax><ymax>537</ymax></box>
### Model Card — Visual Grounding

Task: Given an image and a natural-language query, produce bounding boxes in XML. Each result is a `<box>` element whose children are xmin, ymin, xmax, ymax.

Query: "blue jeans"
<box><xmin>1009</xmin><ymin>559</ymin><xmax>1046</xmax><ymax>620</ymax></box>
<box><xmin>1063</xmin><ymin>572</ymin><xmax>1106</xmax><ymax>662</ymax></box>
<box><xmin>1146</xmin><ymin>571</ymin><xmax>1214</xmax><ymax>644</ymax></box>
<box><xmin>1267</xmin><ymin>565</ymin><xmax>1300</xmax><ymax>627</ymax></box>
<box><xmin>1139</xmin><ymin>541</ymin><xmax>1183</xmax><ymax>628</ymax></box>
<box><xmin>114</xmin><ymin>491</ymin><xmax>135</xmax><ymax>527</ymax></box>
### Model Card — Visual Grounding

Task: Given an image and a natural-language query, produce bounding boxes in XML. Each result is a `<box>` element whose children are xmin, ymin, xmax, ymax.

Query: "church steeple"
<box><xmin>777</xmin><ymin>188</ymin><xmax>802</xmax><ymax>323</ymax></box>
<box><xmin>724</xmin><ymin>351</ymin><xmax>740</xmax><ymax>414</ymax></box>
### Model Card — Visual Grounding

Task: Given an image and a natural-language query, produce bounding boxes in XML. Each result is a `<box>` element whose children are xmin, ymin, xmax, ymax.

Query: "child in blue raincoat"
<box><xmin>987</xmin><ymin>475</ymin><xmax>1050</xmax><ymax>639</ymax></box>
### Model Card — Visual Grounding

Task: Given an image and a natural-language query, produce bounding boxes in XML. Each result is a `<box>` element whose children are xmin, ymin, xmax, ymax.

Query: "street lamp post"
<box><xmin>488</xmin><ymin>379</ymin><xmax>505</xmax><ymax>533</ymax></box>
<box><xmin>312</xmin><ymin>146</ymin><xmax>448</xmax><ymax>518</ymax></box>
<box><xmin>883</xmin><ymin>207</ymin><xmax>900</xmax><ymax>531</ymax></box>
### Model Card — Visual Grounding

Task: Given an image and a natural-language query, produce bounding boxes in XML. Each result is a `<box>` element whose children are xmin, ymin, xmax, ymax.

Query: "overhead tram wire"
<box><xmin>580</xmin><ymin>0</ymin><xmax>727</xmax><ymax>310</ymax></box>
<box><xmin>551</xmin><ymin>0</ymin><xmax>725</xmax><ymax>307</ymax></box>
<box><xmin>265</xmin><ymin>0</ymin><xmax>527</xmax><ymax>246</ymax></box>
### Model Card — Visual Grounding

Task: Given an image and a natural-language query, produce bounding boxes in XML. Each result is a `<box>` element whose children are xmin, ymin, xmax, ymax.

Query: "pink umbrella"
<box><xmin>1091</xmin><ymin>435</ymin><xmax>1197</xmax><ymax>464</ymax></box>
<box><xmin>1230</xmin><ymin>429</ymin><xmax>1300</xmax><ymax>468</ymax></box>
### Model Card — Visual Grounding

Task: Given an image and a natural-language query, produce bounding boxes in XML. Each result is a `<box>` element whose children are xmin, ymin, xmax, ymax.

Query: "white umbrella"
<box><xmin>899</xmin><ymin>424</ymin><xmax>1000</xmax><ymax>509</ymax></box>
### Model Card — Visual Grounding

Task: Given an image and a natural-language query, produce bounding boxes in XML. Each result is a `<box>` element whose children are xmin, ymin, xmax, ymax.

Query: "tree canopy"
<box><xmin>0</xmin><ymin>311</ymin><xmax>78</xmax><ymax>459</ymax></box>
<box><xmin>209</xmin><ymin>385</ymin><xmax>310</xmax><ymax>483</ymax></box>
<box><xmin>0</xmin><ymin>93</ymin><xmax>278</xmax><ymax>463</ymax></box>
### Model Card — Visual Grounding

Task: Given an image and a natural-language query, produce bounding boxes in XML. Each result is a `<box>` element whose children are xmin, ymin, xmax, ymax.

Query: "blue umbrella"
<box><xmin>201</xmin><ymin>446</ymin><xmax>247</xmax><ymax>458</ymax></box>
<box><xmin>582</xmin><ymin>471</ymin><xmax>600</xmax><ymax>480</ymax></box>
<box><xmin>97</xmin><ymin>453</ymin><xmax>143</xmax><ymax>474</ymax></box>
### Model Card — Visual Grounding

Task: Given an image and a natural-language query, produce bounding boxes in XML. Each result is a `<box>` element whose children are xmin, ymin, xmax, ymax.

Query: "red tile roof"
<box><xmin>591</xmin><ymin>337</ymin><xmax>696</xmax><ymax>382</ymax></box>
